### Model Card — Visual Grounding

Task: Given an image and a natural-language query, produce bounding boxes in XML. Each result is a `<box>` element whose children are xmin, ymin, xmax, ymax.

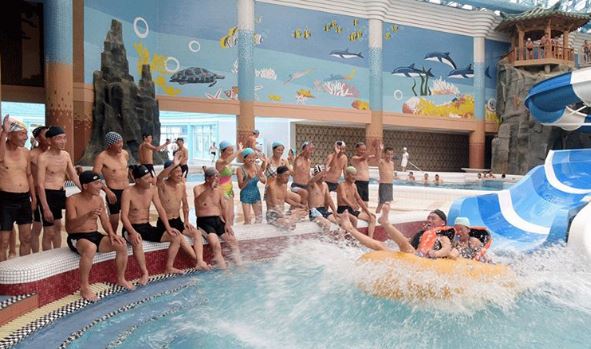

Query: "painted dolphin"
<box><xmin>485</xmin><ymin>66</ymin><xmax>493</xmax><ymax>79</ymax></box>
<box><xmin>391</xmin><ymin>64</ymin><xmax>433</xmax><ymax>78</ymax></box>
<box><xmin>424</xmin><ymin>52</ymin><xmax>457</xmax><ymax>69</ymax></box>
<box><xmin>329</xmin><ymin>48</ymin><xmax>364</xmax><ymax>59</ymax></box>
<box><xmin>284</xmin><ymin>68</ymin><xmax>314</xmax><ymax>84</ymax></box>
<box><xmin>448</xmin><ymin>64</ymin><xmax>474</xmax><ymax>79</ymax></box>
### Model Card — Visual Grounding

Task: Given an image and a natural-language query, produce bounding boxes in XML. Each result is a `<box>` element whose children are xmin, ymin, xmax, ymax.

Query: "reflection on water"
<box><xmin>67</xmin><ymin>239</ymin><xmax>591</xmax><ymax>349</ymax></box>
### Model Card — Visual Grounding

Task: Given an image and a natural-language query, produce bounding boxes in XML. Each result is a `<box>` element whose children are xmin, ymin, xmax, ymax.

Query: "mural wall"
<box><xmin>84</xmin><ymin>0</ymin><xmax>506</xmax><ymax>119</ymax></box>
<box><xmin>85</xmin><ymin>0</ymin><xmax>238</xmax><ymax>99</ymax></box>
<box><xmin>485</xmin><ymin>39</ymin><xmax>511</xmax><ymax>122</ymax></box>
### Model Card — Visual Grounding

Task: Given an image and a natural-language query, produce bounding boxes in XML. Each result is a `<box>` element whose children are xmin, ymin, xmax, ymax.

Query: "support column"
<box><xmin>44</xmin><ymin>0</ymin><xmax>74</xmax><ymax>155</ymax></box>
<box><xmin>72</xmin><ymin>0</ymin><xmax>89</xmax><ymax>161</ymax></box>
<box><xmin>366</xmin><ymin>19</ymin><xmax>383</xmax><ymax>158</ymax></box>
<box><xmin>237</xmin><ymin>0</ymin><xmax>255</xmax><ymax>147</ymax></box>
<box><xmin>470</xmin><ymin>36</ymin><xmax>486</xmax><ymax>169</ymax></box>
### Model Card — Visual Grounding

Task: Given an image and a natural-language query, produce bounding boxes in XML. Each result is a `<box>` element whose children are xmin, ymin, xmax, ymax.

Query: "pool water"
<box><xmin>21</xmin><ymin>240</ymin><xmax>591</xmax><ymax>349</ymax></box>
<box><xmin>186</xmin><ymin>173</ymin><xmax>510</xmax><ymax>191</ymax></box>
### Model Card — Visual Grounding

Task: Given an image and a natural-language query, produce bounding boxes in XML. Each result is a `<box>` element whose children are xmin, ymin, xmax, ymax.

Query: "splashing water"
<box><xmin>63</xmin><ymin>239</ymin><xmax>591</xmax><ymax>349</ymax></box>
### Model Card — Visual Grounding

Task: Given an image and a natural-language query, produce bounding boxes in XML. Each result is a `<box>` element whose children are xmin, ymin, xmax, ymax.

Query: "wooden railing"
<box><xmin>509</xmin><ymin>44</ymin><xmax>574</xmax><ymax>64</ymax></box>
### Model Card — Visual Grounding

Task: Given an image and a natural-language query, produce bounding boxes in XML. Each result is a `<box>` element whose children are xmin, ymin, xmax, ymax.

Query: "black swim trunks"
<box><xmin>142</xmin><ymin>164</ymin><xmax>156</xmax><ymax>176</ymax></box>
<box><xmin>290</xmin><ymin>182</ymin><xmax>308</xmax><ymax>190</ymax></box>
<box><xmin>180</xmin><ymin>164</ymin><xmax>189</xmax><ymax>178</ymax></box>
<box><xmin>106</xmin><ymin>188</ymin><xmax>124</xmax><ymax>215</ymax></box>
<box><xmin>355</xmin><ymin>180</ymin><xmax>369</xmax><ymax>202</ymax></box>
<box><xmin>337</xmin><ymin>205</ymin><xmax>360</xmax><ymax>217</ymax></box>
<box><xmin>67</xmin><ymin>231</ymin><xmax>106</xmax><ymax>254</ymax></box>
<box><xmin>33</xmin><ymin>195</ymin><xmax>42</xmax><ymax>223</ymax></box>
<box><xmin>326</xmin><ymin>181</ymin><xmax>338</xmax><ymax>192</ymax></box>
<box><xmin>157</xmin><ymin>217</ymin><xmax>185</xmax><ymax>233</ymax></box>
<box><xmin>309</xmin><ymin>207</ymin><xmax>332</xmax><ymax>221</ymax></box>
<box><xmin>123</xmin><ymin>223</ymin><xmax>165</xmax><ymax>243</ymax></box>
<box><xmin>41</xmin><ymin>189</ymin><xmax>66</xmax><ymax>227</ymax></box>
<box><xmin>378</xmin><ymin>183</ymin><xmax>393</xmax><ymax>204</ymax></box>
<box><xmin>197</xmin><ymin>216</ymin><xmax>225</xmax><ymax>237</ymax></box>
<box><xmin>0</xmin><ymin>191</ymin><xmax>33</xmax><ymax>231</ymax></box>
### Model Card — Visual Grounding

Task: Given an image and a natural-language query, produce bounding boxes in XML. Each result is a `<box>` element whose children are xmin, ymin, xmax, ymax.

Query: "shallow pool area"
<box><xmin>15</xmin><ymin>240</ymin><xmax>591</xmax><ymax>349</ymax></box>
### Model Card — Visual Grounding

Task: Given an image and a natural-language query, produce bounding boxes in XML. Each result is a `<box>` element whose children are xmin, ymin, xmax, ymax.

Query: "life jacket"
<box><xmin>416</xmin><ymin>226</ymin><xmax>455</xmax><ymax>256</ymax></box>
<box><xmin>467</xmin><ymin>227</ymin><xmax>492</xmax><ymax>262</ymax></box>
<box><xmin>416</xmin><ymin>226</ymin><xmax>492</xmax><ymax>261</ymax></box>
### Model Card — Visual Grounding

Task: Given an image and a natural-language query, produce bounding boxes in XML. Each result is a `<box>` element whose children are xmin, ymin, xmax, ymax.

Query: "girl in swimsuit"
<box><xmin>236</xmin><ymin>148</ymin><xmax>267</xmax><ymax>224</ymax></box>
<box><xmin>215</xmin><ymin>141</ymin><xmax>243</xmax><ymax>226</ymax></box>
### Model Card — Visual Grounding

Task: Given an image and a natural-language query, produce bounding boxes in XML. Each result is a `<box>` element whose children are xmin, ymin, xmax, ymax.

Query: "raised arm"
<box><xmin>0</xmin><ymin>115</ymin><xmax>9</xmax><ymax>162</ymax></box>
<box><xmin>157</xmin><ymin>152</ymin><xmax>181</xmax><ymax>183</ymax></box>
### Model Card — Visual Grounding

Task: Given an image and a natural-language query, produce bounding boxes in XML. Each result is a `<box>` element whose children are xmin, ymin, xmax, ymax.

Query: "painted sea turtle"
<box><xmin>169</xmin><ymin>67</ymin><xmax>225</xmax><ymax>87</ymax></box>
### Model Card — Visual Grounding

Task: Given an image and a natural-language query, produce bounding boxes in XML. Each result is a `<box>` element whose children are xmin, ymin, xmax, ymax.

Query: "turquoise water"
<box><xmin>186</xmin><ymin>173</ymin><xmax>510</xmax><ymax>191</ymax></box>
<box><xmin>43</xmin><ymin>240</ymin><xmax>591</xmax><ymax>349</ymax></box>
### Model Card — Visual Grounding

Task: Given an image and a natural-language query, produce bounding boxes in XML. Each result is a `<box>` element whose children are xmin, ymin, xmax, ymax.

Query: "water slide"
<box><xmin>448</xmin><ymin>67</ymin><xmax>591</xmax><ymax>252</ymax></box>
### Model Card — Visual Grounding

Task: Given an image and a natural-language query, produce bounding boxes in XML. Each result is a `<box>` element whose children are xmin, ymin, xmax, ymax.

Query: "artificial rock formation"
<box><xmin>79</xmin><ymin>19</ymin><xmax>165</xmax><ymax>165</ymax></box>
<box><xmin>491</xmin><ymin>60</ymin><xmax>591</xmax><ymax>175</ymax></box>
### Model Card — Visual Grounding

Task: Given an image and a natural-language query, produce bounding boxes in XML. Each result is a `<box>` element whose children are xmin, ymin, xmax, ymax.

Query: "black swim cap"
<box><xmin>79</xmin><ymin>171</ymin><xmax>101</xmax><ymax>185</ymax></box>
<box><xmin>132</xmin><ymin>165</ymin><xmax>151</xmax><ymax>179</ymax></box>
<box><xmin>45</xmin><ymin>126</ymin><xmax>65</xmax><ymax>138</ymax></box>
<box><xmin>32</xmin><ymin>126</ymin><xmax>48</xmax><ymax>138</ymax></box>
<box><xmin>430</xmin><ymin>209</ymin><xmax>447</xmax><ymax>223</ymax></box>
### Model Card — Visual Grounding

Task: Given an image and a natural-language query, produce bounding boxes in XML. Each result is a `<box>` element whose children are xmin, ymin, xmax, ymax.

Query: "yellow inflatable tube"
<box><xmin>358</xmin><ymin>250</ymin><xmax>514</xmax><ymax>300</ymax></box>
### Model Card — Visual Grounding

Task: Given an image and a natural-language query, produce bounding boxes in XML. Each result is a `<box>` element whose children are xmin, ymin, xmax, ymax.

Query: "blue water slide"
<box><xmin>449</xmin><ymin>68</ymin><xmax>591</xmax><ymax>251</ymax></box>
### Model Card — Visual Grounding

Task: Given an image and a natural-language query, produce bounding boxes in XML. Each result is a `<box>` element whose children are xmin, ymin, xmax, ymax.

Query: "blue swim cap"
<box><xmin>219</xmin><ymin>141</ymin><xmax>231</xmax><ymax>151</ymax></box>
<box><xmin>241</xmin><ymin>147</ymin><xmax>255</xmax><ymax>158</ymax></box>
<box><xmin>272</xmin><ymin>142</ymin><xmax>283</xmax><ymax>149</ymax></box>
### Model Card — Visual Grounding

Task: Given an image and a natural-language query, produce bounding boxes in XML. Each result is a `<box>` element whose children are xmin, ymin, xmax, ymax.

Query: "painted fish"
<box><xmin>391</xmin><ymin>64</ymin><xmax>433</xmax><ymax>78</ymax></box>
<box><xmin>284</xmin><ymin>68</ymin><xmax>314</xmax><ymax>84</ymax></box>
<box><xmin>253</xmin><ymin>33</ymin><xmax>263</xmax><ymax>45</ymax></box>
<box><xmin>329</xmin><ymin>48</ymin><xmax>364</xmax><ymax>59</ymax></box>
<box><xmin>303</xmin><ymin>28</ymin><xmax>311</xmax><ymax>39</ymax></box>
<box><xmin>448</xmin><ymin>64</ymin><xmax>474</xmax><ymax>79</ymax></box>
<box><xmin>351</xmin><ymin>99</ymin><xmax>369</xmax><ymax>110</ymax></box>
<box><xmin>293</xmin><ymin>28</ymin><xmax>302</xmax><ymax>39</ymax></box>
<box><xmin>324</xmin><ymin>24</ymin><xmax>331</xmax><ymax>32</ymax></box>
<box><xmin>219</xmin><ymin>26</ymin><xmax>238</xmax><ymax>48</ymax></box>
<box><xmin>353</xmin><ymin>19</ymin><xmax>359</xmax><ymax>27</ymax></box>
<box><xmin>335</xmin><ymin>26</ymin><xmax>343</xmax><ymax>34</ymax></box>
<box><xmin>424</xmin><ymin>52</ymin><xmax>457</xmax><ymax>69</ymax></box>
<box><xmin>384</xmin><ymin>32</ymin><xmax>392</xmax><ymax>40</ymax></box>
<box><xmin>268</xmin><ymin>94</ymin><xmax>282</xmax><ymax>102</ymax></box>
<box><xmin>296</xmin><ymin>89</ymin><xmax>315</xmax><ymax>98</ymax></box>
<box><xmin>391</xmin><ymin>24</ymin><xmax>399</xmax><ymax>32</ymax></box>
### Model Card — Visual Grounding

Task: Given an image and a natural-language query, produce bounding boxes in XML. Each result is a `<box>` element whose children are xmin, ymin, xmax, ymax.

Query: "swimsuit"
<box><xmin>180</xmin><ymin>164</ymin><xmax>189</xmax><ymax>178</ymax></box>
<box><xmin>378</xmin><ymin>183</ymin><xmax>393</xmax><ymax>204</ymax></box>
<box><xmin>106</xmin><ymin>188</ymin><xmax>124</xmax><ymax>215</ymax></box>
<box><xmin>0</xmin><ymin>191</ymin><xmax>33</xmax><ymax>230</ymax></box>
<box><xmin>219</xmin><ymin>166</ymin><xmax>234</xmax><ymax>199</ymax></box>
<box><xmin>326</xmin><ymin>181</ymin><xmax>338</xmax><ymax>192</ymax></box>
<box><xmin>197</xmin><ymin>216</ymin><xmax>225</xmax><ymax>237</ymax></box>
<box><xmin>67</xmin><ymin>232</ymin><xmax>105</xmax><ymax>254</ymax></box>
<box><xmin>309</xmin><ymin>207</ymin><xmax>332</xmax><ymax>221</ymax></box>
<box><xmin>290</xmin><ymin>182</ymin><xmax>308</xmax><ymax>190</ymax></box>
<box><xmin>123</xmin><ymin>223</ymin><xmax>165</xmax><ymax>243</ymax></box>
<box><xmin>337</xmin><ymin>205</ymin><xmax>360</xmax><ymax>217</ymax></box>
<box><xmin>156</xmin><ymin>217</ymin><xmax>185</xmax><ymax>233</ymax></box>
<box><xmin>239</xmin><ymin>166</ymin><xmax>261</xmax><ymax>204</ymax></box>
<box><xmin>41</xmin><ymin>189</ymin><xmax>66</xmax><ymax>227</ymax></box>
<box><xmin>355</xmin><ymin>180</ymin><xmax>369</xmax><ymax>202</ymax></box>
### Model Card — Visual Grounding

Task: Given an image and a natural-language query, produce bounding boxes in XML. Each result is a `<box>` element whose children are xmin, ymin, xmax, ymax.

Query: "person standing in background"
<box><xmin>401</xmin><ymin>147</ymin><xmax>409</xmax><ymax>172</ymax></box>
<box><xmin>209</xmin><ymin>142</ymin><xmax>218</xmax><ymax>163</ymax></box>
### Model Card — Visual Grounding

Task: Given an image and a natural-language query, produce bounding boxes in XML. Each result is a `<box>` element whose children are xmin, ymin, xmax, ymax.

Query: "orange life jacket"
<box><xmin>417</xmin><ymin>226</ymin><xmax>492</xmax><ymax>261</ymax></box>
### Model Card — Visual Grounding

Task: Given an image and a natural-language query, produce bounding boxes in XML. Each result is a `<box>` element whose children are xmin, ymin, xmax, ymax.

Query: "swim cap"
<box><xmin>204</xmin><ymin>167</ymin><xmax>219</xmax><ymax>178</ymax></box>
<box><xmin>79</xmin><ymin>171</ymin><xmax>101</xmax><ymax>185</ymax></box>
<box><xmin>219</xmin><ymin>140</ymin><xmax>231</xmax><ymax>151</ymax></box>
<box><xmin>301</xmin><ymin>141</ymin><xmax>310</xmax><ymax>150</ymax></box>
<box><xmin>272</xmin><ymin>142</ymin><xmax>283</xmax><ymax>149</ymax></box>
<box><xmin>105</xmin><ymin>131</ymin><xmax>123</xmax><ymax>147</ymax></box>
<box><xmin>430</xmin><ymin>209</ymin><xmax>447</xmax><ymax>223</ymax></box>
<box><xmin>313</xmin><ymin>164</ymin><xmax>323</xmax><ymax>175</ymax></box>
<box><xmin>335</xmin><ymin>140</ymin><xmax>346</xmax><ymax>147</ymax></box>
<box><xmin>454</xmin><ymin>217</ymin><xmax>471</xmax><ymax>227</ymax></box>
<box><xmin>132</xmin><ymin>165</ymin><xmax>151</xmax><ymax>179</ymax></box>
<box><xmin>345</xmin><ymin>166</ymin><xmax>357</xmax><ymax>175</ymax></box>
<box><xmin>6</xmin><ymin>117</ymin><xmax>27</xmax><ymax>133</ymax></box>
<box><xmin>241</xmin><ymin>147</ymin><xmax>254</xmax><ymax>158</ymax></box>
<box><xmin>32</xmin><ymin>126</ymin><xmax>48</xmax><ymax>138</ymax></box>
<box><xmin>45</xmin><ymin>126</ymin><xmax>65</xmax><ymax>138</ymax></box>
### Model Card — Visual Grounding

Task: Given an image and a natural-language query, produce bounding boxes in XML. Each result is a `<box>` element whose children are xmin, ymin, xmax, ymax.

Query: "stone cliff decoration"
<box><xmin>79</xmin><ymin>19</ymin><xmax>165</xmax><ymax>165</ymax></box>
